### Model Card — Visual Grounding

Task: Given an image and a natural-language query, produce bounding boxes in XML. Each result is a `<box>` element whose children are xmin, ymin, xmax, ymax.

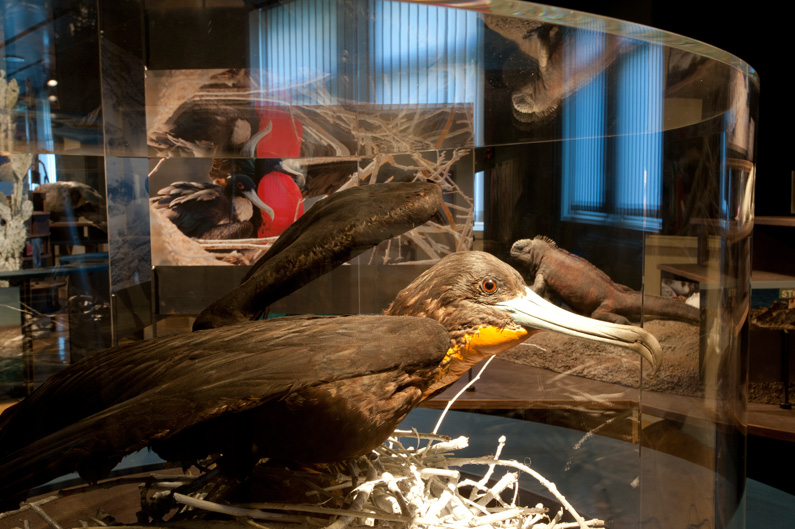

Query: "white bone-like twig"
<box><xmin>208</xmin><ymin>433</ymin><xmax>602</xmax><ymax>529</ymax></box>
<box><xmin>2</xmin><ymin>432</ymin><xmax>605</xmax><ymax>529</ymax></box>
<box><xmin>432</xmin><ymin>355</ymin><xmax>496</xmax><ymax>435</ymax></box>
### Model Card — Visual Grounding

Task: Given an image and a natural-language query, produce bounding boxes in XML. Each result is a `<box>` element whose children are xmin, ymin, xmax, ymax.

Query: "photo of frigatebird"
<box><xmin>0</xmin><ymin>181</ymin><xmax>662</xmax><ymax>509</ymax></box>
<box><xmin>151</xmin><ymin>173</ymin><xmax>275</xmax><ymax>239</ymax></box>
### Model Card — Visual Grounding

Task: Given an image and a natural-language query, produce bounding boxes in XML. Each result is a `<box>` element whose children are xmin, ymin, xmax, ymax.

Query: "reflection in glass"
<box><xmin>0</xmin><ymin>2</ymin><xmax>759</xmax><ymax>528</ymax></box>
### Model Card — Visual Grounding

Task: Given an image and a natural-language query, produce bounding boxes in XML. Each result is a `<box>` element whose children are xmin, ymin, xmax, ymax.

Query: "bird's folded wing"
<box><xmin>194</xmin><ymin>181</ymin><xmax>443</xmax><ymax>329</ymax></box>
<box><xmin>0</xmin><ymin>315</ymin><xmax>449</xmax><ymax>504</ymax></box>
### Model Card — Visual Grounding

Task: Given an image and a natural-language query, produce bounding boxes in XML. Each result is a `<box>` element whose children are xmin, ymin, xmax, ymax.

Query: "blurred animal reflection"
<box><xmin>484</xmin><ymin>16</ymin><xmax>630</xmax><ymax>124</ymax></box>
<box><xmin>35</xmin><ymin>181</ymin><xmax>106</xmax><ymax>227</ymax></box>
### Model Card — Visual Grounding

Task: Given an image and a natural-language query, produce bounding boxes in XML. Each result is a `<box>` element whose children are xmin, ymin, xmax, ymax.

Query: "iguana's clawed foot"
<box><xmin>591</xmin><ymin>309</ymin><xmax>631</xmax><ymax>326</ymax></box>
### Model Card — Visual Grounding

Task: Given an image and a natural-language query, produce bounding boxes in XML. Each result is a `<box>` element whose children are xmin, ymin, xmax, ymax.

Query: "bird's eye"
<box><xmin>481</xmin><ymin>279</ymin><xmax>498</xmax><ymax>294</ymax></box>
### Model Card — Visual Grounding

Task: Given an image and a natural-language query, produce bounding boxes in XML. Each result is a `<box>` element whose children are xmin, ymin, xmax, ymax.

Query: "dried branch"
<box><xmin>432</xmin><ymin>356</ymin><xmax>496</xmax><ymax>435</ymax></box>
<box><xmin>3</xmin><ymin>430</ymin><xmax>605</xmax><ymax>529</ymax></box>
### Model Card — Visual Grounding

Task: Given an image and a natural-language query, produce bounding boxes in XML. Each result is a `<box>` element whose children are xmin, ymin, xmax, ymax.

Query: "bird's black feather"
<box><xmin>0</xmin><ymin>315</ymin><xmax>449</xmax><ymax>506</ymax></box>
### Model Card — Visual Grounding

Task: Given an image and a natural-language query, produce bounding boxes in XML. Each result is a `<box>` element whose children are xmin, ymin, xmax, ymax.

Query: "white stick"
<box><xmin>173</xmin><ymin>493</ymin><xmax>301</xmax><ymax>522</ymax></box>
<box><xmin>432</xmin><ymin>355</ymin><xmax>496</xmax><ymax>435</ymax></box>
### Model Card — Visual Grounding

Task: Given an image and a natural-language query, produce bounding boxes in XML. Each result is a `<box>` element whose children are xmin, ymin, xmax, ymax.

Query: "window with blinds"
<box><xmin>252</xmin><ymin>0</ymin><xmax>481</xmax><ymax>108</ymax></box>
<box><xmin>561</xmin><ymin>30</ymin><xmax>663</xmax><ymax>231</ymax></box>
<box><xmin>251</xmin><ymin>0</ymin><xmax>350</xmax><ymax>105</ymax></box>
<box><xmin>369</xmin><ymin>0</ymin><xmax>481</xmax><ymax>106</ymax></box>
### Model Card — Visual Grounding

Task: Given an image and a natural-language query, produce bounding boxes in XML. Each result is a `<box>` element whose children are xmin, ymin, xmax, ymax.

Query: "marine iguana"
<box><xmin>511</xmin><ymin>236</ymin><xmax>700</xmax><ymax>325</ymax></box>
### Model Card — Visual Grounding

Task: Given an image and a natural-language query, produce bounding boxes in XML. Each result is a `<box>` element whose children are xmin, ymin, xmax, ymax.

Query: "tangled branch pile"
<box><xmin>3</xmin><ymin>430</ymin><xmax>604</xmax><ymax>529</ymax></box>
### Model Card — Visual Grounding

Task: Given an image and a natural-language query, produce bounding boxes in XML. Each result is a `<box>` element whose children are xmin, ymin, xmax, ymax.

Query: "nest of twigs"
<box><xmin>1</xmin><ymin>363</ymin><xmax>606</xmax><ymax>529</ymax></box>
<box><xmin>2</xmin><ymin>430</ymin><xmax>604</xmax><ymax>529</ymax></box>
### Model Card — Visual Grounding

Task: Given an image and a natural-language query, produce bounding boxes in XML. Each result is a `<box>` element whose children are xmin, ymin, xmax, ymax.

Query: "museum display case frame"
<box><xmin>0</xmin><ymin>1</ymin><xmax>759</xmax><ymax>528</ymax></box>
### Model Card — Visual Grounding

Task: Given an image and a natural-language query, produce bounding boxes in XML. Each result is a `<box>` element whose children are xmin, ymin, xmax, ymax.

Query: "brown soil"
<box><xmin>502</xmin><ymin>320</ymin><xmax>790</xmax><ymax>404</ymax></box>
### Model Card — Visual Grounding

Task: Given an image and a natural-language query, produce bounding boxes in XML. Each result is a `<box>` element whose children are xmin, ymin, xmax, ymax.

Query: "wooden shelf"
<box><xmin>658</xmin><ymin>263</ymin><xmax>795</xmax><ymax>289</ymax></box>
<box><xmin>756</xmin><ymin>216</ymin><xmax>795</xmax><ymax>227</ymax></box>
<box><xmin>752</xmin><ymin>269</ymin><xmax>795</xmax><ymax>289</ymax></box>
<box><xmin>424</xmin><ymin>359</ymin><xmax>795</xmax><ymax>443</ymax></box>
<box><xmin>658</xmin><ymin>263</ymin><xmax>711</xmax><ymax>284</ymax></box>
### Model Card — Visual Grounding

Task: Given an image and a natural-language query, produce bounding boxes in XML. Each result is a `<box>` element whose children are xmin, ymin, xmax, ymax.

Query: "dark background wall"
<box><xmin>552</xmin><ymin>0</ymin><xmax>788</xmax><ymax>217</ymax></box>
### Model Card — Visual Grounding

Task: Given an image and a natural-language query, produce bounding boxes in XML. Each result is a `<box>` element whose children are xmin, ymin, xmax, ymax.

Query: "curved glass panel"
<box><xmin>0</xmin><ymin>1</ymin><xmax>758</xmax><ymax>528</ymax></box>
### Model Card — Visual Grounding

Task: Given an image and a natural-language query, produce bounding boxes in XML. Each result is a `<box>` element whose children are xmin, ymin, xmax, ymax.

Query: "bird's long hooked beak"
<box><xmin>240</xmin><ymin>120</ymin><xmax>273</xmax><ymax>157</ymax></box>
<box><xmin>244</xmin><ymin>190</ymin><xmax>275</xmax><ymax>221</ymax></box>
<box><xmin>278</xmin><ymin>159</ymin><xmax>307</xmax><ymax>188</ymax></box>
<box><xmin>497</xmin><ymin>287</ymin><xmax>663</xmax><ymax>372</ymax></box>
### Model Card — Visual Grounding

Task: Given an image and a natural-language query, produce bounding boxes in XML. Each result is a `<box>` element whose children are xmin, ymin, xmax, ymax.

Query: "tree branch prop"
<box><xmin>3</xmin><ymin>429</ymin><xmax>606</xmax><ymax>529</ymax></box>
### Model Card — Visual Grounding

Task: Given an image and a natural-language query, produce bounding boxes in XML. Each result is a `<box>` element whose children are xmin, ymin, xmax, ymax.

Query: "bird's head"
<box><xmin>386</xmin><ymin>251</ymin><xmax>661</xmax><ymax>396</ymax></box>
<box><xmin>228</xmin><ymin>174</ymin><xmax>275</xmax><ymax>221</ymax></box>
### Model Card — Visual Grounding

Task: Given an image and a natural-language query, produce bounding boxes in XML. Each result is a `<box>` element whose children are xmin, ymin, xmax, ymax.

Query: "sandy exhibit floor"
<box><xmin>503</xmin><ymin>320</ymin><xmax>791</xmax><ymax>405</ymax></box>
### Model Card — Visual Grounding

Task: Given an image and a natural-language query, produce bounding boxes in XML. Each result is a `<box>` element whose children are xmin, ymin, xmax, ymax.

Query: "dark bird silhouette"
<box><xmin>0</xmin><ymin>250</ymin><xmax>661</xmax><ymax>508</ymax></box>
<box><xmin>152</xmin><ymin>173</ymin><xmax>274</xmax><ymax>239</ymax></box>
<box><xmin>149</xmin><ymin>69</ymin><xmax>262</xmax><ymax>159</ymax></box>
<box><xmin>194</xmin><ymin>181</ymin><xmax>446</xmax><ymax>330</ymax></box>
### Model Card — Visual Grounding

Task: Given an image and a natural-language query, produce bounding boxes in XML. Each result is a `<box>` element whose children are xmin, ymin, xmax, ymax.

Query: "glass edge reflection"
<box><xmin>410</xmin><ymin>0</ymin><xmax>760</xmax><ymax>85</ymax></box>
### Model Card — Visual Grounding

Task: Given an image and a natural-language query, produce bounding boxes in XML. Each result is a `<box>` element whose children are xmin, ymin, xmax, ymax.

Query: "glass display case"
<box><xmin>0</xmin><ymin>1</ymin><xmax>757</xmax><ymax>528</ymax></box>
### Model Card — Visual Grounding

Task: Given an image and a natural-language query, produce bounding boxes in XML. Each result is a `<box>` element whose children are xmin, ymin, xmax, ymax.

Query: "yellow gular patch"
<box><xmin>465</xmin><ymin>325</ymin><xmax>530</xmax><ymax>355</ymax></box>
<box><xmin>428</xmin><ymin>326</ymin><xmax>533</xmax><ymax>398</ymax></box>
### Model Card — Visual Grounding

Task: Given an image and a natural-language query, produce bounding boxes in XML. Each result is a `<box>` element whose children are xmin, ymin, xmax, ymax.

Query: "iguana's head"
<box><xmin>510</xmin><ymin>236</ymin><xmax>557</xmax><ymax>274</ymax></box>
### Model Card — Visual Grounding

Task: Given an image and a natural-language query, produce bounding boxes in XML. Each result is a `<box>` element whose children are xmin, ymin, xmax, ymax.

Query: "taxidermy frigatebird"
<box><xmin>151</xmin><ymin>173</ymin><xmax>275</xmax><ymax>239</ymax></box>
<box><xmin>0</xmin><ymin>182</ymin><xmax>662</xmax><ymax>509</ymax></box>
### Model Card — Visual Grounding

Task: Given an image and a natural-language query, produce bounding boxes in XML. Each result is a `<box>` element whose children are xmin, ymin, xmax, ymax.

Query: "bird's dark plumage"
<box><xmin>0</xmin><ymin>182</ymin><xmax>662</xmax><ymax>509</ymax></box>
<box><xmin>0</xmin><ymin>316</ymin><xmax>449</xmax><ymax>506</ymax></box>
<box><xmin>0</xmin><ymin>249</ymin><xmax>661</xmax><ymax>508</ymax></box>
<box><xmin>152</xmin><ymin>174</ymin><xmax>274</xmax><ymax>239</ymax></box>
<box><xmin>149</xmin><ymin>69</ymin><xmax>261</xmax><ymax>159</ymax></box>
